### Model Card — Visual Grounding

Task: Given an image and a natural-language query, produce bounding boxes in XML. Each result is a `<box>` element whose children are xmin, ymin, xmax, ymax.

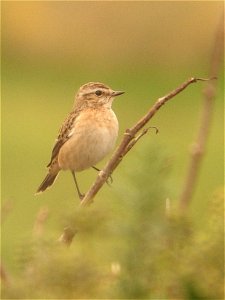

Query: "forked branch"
<box><xmin>80</xmin><ymin>77</ymin><xmax>215</xmax><ymax>207</ymax></box>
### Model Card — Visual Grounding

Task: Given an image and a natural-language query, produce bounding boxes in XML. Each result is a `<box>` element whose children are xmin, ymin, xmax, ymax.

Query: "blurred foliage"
<box><xmin>1</xmin><ymin>2</ymin><xmax>224</xmax><ymax>299</ymax></box>
<box><xmin>1</xmin><ymin>149</ymin><xmax>224</xmax><ymax>299</ymax></box>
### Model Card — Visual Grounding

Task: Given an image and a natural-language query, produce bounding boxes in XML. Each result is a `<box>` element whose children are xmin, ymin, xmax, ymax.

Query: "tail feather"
<box><xmin>36</xmin><ymin>172</ymin><xmax>58</xmax><ymax>194</ymax></box>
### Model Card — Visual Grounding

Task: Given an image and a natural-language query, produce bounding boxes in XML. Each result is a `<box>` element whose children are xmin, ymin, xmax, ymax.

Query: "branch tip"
<box><xmin>194</xmin><ymin>77</ymin><xmax>217</xmax><ymax>82</ymax></box>
<box><xmin>148</xmin><ymin>126</ymin><xmax>159</xmax><ymax>134</ymax></box>
<box><xmin>58</xmin><ymin>226</ymin><xmax>77</xmax><ymax>246</ymax></box>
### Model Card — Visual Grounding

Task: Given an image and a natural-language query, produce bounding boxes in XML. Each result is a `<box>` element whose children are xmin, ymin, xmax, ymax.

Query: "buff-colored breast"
<box><xmin>58</xmin><ymin>107</ymin><xmax>118</xmax><ymax>171</ymax></box>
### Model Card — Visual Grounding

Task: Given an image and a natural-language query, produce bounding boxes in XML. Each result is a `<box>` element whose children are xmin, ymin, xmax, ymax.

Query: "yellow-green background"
<box><xmin>1</xmin><ymin>1</ymin><xmax>224</xmax><ymax>299</ymax></box>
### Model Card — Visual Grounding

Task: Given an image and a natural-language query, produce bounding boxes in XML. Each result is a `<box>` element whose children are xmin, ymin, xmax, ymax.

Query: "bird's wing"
<box><xmin>47</xmin><ymin>111</ymin><xmax>78</xmax><ymax>168</ymax></box>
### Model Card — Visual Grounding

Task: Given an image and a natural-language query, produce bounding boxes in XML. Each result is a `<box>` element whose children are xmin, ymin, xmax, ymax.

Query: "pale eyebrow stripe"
<box><xmin>82</xmin><ymin>88</ymin><xmax>109</xmax><ymax>97</ymax></box>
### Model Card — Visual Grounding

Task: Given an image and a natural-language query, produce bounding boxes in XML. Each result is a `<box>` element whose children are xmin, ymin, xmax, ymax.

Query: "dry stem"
<box><xmin>58</xmin><ymin>227</ymin><xmax>77</xmax><ymax>246</ymax></box>
<box><xmin>179</xmin><ymin>15</ymin><xmax>223</xmax><ymax>211</ymax></box>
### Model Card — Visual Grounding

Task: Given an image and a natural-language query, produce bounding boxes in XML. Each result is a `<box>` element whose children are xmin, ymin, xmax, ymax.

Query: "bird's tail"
<box><xmin>36</xmin><ymin>172</ymin><xmax>59</xmax><ymax>194</ymax></box>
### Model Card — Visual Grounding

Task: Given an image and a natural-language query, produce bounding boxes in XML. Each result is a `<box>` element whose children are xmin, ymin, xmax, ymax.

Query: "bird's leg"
<box><xmin>92</xmin><ymin>166</ymin><xmax>113</xmax><ymax>185</ymax></box>
<box><xmin>71</xmin><ymin>171</ymin><xmax>84</xmax><ymax>200</ymax></box>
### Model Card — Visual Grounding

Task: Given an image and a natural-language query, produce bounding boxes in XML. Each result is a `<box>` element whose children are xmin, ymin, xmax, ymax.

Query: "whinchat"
<box><xmin>36</xmin><ymin>82</ymin><xmax>124</xmax><ymax>199</ymax></box>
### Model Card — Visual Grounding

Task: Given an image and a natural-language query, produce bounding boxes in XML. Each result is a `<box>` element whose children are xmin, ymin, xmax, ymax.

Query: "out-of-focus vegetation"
<box><xmin>1</xmin><ymin>2</ymin><xmax>224</xmax><ymax>299</ymax></box>
<box><xmin>1</xmin><ymin>149</ymin><xmax>224</xmax><ymax>299</ymax></box>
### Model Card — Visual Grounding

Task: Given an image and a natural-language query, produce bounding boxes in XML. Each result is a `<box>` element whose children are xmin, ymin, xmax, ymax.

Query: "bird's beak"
<box><xmin>112</xmin><ymin>90</ymin><xmax>125</xmax><ymax>97</ymax></box>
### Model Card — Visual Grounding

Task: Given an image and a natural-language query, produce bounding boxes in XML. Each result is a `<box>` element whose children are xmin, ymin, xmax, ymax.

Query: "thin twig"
<box><xmin>179</xmin><ymin>15</ymin><xmax>223</xmax><ymax>211</ymax></box>
<box><xmin>80</xmin><ymin>77</ymin><xmax>215</xmax><ymax>207</ymax></box>
<box><xmin>123</xmin><ymin>126</ymin><xmax>159</xmax><ymax>156</ymax></box>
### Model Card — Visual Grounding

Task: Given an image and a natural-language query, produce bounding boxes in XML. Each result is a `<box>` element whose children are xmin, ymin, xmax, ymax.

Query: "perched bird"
<box><xmin>36</xmin><ymin>82</ymin><xmax>124</xmax><ymax>199</ymax></box>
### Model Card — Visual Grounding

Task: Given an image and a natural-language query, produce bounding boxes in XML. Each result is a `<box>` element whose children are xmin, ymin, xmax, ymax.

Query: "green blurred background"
<box><xmin>1</xmin><ymin>1</ymin><xmax>224</xmax><ymax>299</ymax></box>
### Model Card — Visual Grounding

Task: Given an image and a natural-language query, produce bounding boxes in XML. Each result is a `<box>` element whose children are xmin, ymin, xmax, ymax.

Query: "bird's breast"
<box><xmin>58</xmin><ymin>108</ymin><xmax>119</xmax><ymax>171</ymax></box>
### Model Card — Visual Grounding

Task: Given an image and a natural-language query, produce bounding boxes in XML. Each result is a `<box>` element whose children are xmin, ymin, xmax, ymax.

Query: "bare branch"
<box><xmin>58</xmin><ymin>226</ymin><xmax>77</xmax><ymax>246</ymax></box>
<box><xmin>80</xmin><ymin>77</ymin><xmax>215</xmax><ymax>207</ymax></box>
<box><xmin>33</xmin><ymin>206</ymin><xmax>49</xmax><ymax>238</ymax></box>
<box><xmin>0</xmin><ymin>264</ymin><xmax>9</xmax><ymax>284</ymax></box>
<box><xmin>179</xmin><ymin>15</ymin><xmax>224</xmax><ymax>211</ymax></box>
<box><xmin>1</xmin><ymin>200</ymin><xmax>13</xmax><ymax>225</ymax></box>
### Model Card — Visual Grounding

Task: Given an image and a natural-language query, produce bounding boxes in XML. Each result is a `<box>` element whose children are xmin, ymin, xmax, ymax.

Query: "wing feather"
<box><xmin>47</xmin><ymin>111</ymin><xmax>78</xmax><ymax>167</ymax></box>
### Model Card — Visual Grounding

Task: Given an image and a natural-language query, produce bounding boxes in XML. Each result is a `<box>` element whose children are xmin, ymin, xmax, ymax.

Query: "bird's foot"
<box><xmin>79</xmin><ymin>193</ymin><xmax>85</xmax><ymax>201</ymax></box>
<box><xmin>92</xmin><ymin>166</ymin><xmax>113</xmax><ymax>186</ymax></box>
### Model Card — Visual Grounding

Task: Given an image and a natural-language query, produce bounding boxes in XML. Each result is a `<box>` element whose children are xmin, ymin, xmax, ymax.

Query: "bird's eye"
<box><xmin>95</xmin><ymin>90</ymin><xmax>102</xmax><ymax>96</ymax></box>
